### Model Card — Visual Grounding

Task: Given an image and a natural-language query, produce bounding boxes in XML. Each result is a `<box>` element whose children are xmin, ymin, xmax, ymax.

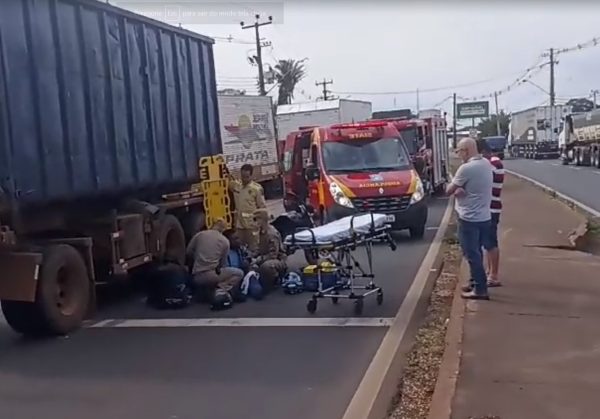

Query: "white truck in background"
<box><xmin>218</xmin><ymin>94</ymin><xmax>282</xmax><ymax>197</ymax></box>
<box><xmin>509</xmin><ymin>105</ymin><xmax>571</xmax><ymax>159</ymax></box>
<box><xmin>559</xmin><ymin>108</ymin><xmax>600</xmax><ymax>167</ymax></box>
<box><xmin>275</xmin><ymin>99</ymin><xmax>372</xmax><ymax>141</ymax></box>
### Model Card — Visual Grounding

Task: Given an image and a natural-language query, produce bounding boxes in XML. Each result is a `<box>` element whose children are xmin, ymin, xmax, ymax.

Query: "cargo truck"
<box><xmin>0</xmin><ymin>0</ymin><xmax>229</xmax><ymax>336</ymax></box>
<box><xmin>275</xmin><ymin>99</ymin><xmax>372</xmax><ymax>142</ymax></box>
<box><xmin>559</xmin><ymin>109</ymin><xmax>600</xmax><ymax>167</ymax></box>
<box><xmin>218</xmin><ymin>94</ymin><xmax>281</xmax><ymax>197</ymax></box>
<box><xmin>508</xmin><ymin>105</ymin><xmax>570</xmax><ymax>159</ymax></box>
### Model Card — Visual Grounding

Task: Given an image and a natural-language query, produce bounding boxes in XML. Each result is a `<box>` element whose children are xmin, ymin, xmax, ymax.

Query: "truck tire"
<box><xmin>158</xmin><ymin>214</ymin><xmax>186</xmax><ymax>265</ymax></box>
<box><xmin>592</xmin><ymin>149</ymin><xmax>600</xmax><ymax>168</ymax></box>
<box><xmin>2</xmin><ymin>244</ymin><xmax>91</xmax><ymax>336</ymax></box>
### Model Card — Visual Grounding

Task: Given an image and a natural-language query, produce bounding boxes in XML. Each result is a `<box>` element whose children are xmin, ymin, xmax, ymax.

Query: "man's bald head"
<box><xmin>456</xmin><ymin>138</ymin><xmax>479</xmax><ymax>162</ymax></box>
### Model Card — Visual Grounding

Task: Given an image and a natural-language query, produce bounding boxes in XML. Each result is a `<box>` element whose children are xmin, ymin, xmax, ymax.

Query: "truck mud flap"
<box><xmin>0</xmin><ymin>252</ymin><xmax>43</xmax><ymax>302</ymax></box>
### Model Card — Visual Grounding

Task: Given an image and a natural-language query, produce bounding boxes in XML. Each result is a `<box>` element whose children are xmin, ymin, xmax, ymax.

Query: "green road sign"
<box><xmin>457</xmin><ymin>101</ymin><xmax>489</xmax><ymax>119</ymax></box>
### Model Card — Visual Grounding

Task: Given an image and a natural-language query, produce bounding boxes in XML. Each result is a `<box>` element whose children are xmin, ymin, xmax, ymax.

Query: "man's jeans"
<box><xmin>458</xmin><ymin>218</ymin><xmax>491</xmax><ymax>295</ymax></box>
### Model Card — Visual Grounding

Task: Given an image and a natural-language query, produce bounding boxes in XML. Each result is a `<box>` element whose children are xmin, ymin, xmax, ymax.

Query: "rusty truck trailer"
<box><xmin>0</xmin><ymin>0</ymin><xmax>224</xmax><ymax>336</ymax></box>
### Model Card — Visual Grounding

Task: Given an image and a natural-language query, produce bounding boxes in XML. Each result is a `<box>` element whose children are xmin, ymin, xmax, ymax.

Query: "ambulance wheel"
<box><xmin>307</xmin><ymin>299</ymin><xmax>317</xmax><ymax>314</ymax></box>
<box><xmin>376</xmin><ymin>289</ymin><xmax>384</xmax><ymax>305</ymax></box>
<box><xmin>409</xmin><ymin>223</ymin><xmax>426</xmax><ymax>239</ymax></box>
<box><xmin>354</xmin><ymin>298</ymin><xmax>364</xmax><ymax>315</ymax></box>
<box><xmin>304</xmin><ymin>249</ymin><xmax>319</xmax><ymax>265</ymax></box>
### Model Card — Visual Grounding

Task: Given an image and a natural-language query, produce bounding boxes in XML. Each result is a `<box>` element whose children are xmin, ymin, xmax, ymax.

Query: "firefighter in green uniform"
<box><xmin>252</xmin><ymin>208</ymin><xmax>287</xmax><ymax>292</ymax></box>
<box><xmin>228</xmin><ymin>163</ymin><xmax>267</xmax><ymax>254</ymax></box>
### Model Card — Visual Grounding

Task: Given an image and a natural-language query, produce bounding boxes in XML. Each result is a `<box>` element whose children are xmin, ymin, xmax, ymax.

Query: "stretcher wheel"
<box><xmin>376</xmin><ymin>289</ymin><xmax>383</xmax><ymax>305</ymax></box>
<box><xmin>354</xmin><ymin>299</ymin><xmax>364</xmax><ymax>315</ymax></box>
<box><xmin>331</xmin><ymin>290</ymin><xmax>339</xmax><ymax>304</ymax></box>
<box><xmin>307</xmin><ymin>299</ymin><xmax>317</xmax><ymax>314</ymax></box>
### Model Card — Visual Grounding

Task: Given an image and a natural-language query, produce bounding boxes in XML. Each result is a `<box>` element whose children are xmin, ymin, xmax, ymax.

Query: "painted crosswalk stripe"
<box><xmin>87</xmin><ymin>317</ymin><xmax>395</xmax><ymax>328</ymax></box>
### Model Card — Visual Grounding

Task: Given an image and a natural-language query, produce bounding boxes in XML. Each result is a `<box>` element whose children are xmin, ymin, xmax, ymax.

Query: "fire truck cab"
<box><xmin>281</xmin><ymin>121</ymin><xmax>428</xmax><ymax>239</ymax></box>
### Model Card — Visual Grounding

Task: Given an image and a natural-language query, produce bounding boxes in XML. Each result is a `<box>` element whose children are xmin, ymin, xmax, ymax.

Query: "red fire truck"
<box><xmin>368</xmin><ymin>113</ymin><xmax>449</xmax><ymax>195</ymax></box>
<box><xmin>280</xmin><ymin>121</ymin><xmax>428</xmax><ymax>239</ymax></box>
<box><xmin>418</xmin><ymin>110</ymin><xmax>450</xmax><ymax>194</ymax></box>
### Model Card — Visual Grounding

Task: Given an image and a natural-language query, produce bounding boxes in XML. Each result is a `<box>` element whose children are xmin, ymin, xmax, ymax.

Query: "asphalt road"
<box><xmin>0</xmin><ymin>197</ymin><xmax>449</xmax><ymax>419</ymax></box>
<box><xmin>504</xmin><ymin>158</ymin><xmax>600</xmax><ymax>212</ymax></box>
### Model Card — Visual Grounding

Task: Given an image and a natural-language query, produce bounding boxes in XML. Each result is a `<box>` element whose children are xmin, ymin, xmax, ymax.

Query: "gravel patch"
<box><xmin>387</xmin><ymin>221</ymin><xmax>461</xmax><ymax>419</ymax></box>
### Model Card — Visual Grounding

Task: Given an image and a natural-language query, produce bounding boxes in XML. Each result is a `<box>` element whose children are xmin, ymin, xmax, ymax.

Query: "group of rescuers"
<box><xmin>185</xmin><ymin>163</ymin><xmax>288</xmax><ymax>309</ymax></box>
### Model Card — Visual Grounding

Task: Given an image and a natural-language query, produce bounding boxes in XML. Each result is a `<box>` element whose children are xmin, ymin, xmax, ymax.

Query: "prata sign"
<box><xmin>456</xmin><ymin>101</ymin><xmax>489</xmax><ymax>119</ymax></box>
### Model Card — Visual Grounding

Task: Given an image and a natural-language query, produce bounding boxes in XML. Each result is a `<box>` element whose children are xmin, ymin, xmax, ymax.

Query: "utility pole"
<box><xmin>241</xmin><ymin>14</ymin><xmax>272</xmax><ymax>96</ymax></box>
<box><xmin>316</xmin><ymin>78</ymin><xmax>334</xmax><ymax>101</ymax></box>
<box><xmin>549</xmin><ymin>48</ymin><xmax>556</xmax><ymax>107</ymax></box>
<box><xmin>452</xmin><ymin>93</ymin><xmax>458</xmax><ymax>149</ymax></box>
<box><xmin>592</xmin><ymin>89</ymin><xmax>599</xmax><ymax>109</ymax></box>
<box><xmin>494</xmin><ymin>91</ymin><xmax>501</xmax><ymax>136</ymax></box>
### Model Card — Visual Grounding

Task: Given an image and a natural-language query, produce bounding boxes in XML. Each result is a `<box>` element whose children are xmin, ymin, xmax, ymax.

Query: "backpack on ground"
<box><xmin>146</xmin><ymin>263</ymin><xmax>193</xmax><ymax>309</ymax></box>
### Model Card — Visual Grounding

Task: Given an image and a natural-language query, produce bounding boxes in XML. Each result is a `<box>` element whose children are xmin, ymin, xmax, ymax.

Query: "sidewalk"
<box><xmin>450</xmin><ymin>175</ymin><xmax>600</xmax><ymax>419</ymax></box>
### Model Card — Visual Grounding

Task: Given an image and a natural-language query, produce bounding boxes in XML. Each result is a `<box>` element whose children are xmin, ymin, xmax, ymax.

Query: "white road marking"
<box><xmin>505</xmin><ymin>170</ymin><xmax>600</xmax><ymax>217</ymax></box>
<box><xmin>342</xmin><ymin>198</ymin><xmax>454</xmax><ymax>419</ymax></box>
<box><xmin>87</xmin><ymin>317</ymin><xmax>394</xmax><ymax>328</ymax></box>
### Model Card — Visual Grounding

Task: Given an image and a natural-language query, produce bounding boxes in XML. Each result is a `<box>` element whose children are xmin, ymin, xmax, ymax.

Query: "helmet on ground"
<box><xmin>211</xmin><ymin>291</ymin><xmax>233</xmax><ymax>311</ymax></box>
<box><xmin>281</xmin><ymin>271</ymin><xmax>304</xmax><ymax>295</ymax></box>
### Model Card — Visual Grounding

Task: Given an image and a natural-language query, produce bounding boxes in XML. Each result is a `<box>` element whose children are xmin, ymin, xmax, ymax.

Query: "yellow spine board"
<box><xmin>199</xmin><ymin>155</ymin><xmax>233</xmax><ymax>230</ymax></box>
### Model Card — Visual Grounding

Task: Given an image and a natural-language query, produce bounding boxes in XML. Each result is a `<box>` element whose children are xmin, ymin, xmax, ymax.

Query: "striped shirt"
<box><xmin>488</xmin><ymin>156</ymin><xmax>504</xmax><ymax>213</ymax></box>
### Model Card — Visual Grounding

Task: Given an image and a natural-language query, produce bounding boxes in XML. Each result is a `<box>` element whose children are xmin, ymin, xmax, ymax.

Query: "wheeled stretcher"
<box><xmin>284</xmin><ymin>213</ymin><xmax>397</xmax><ymax>315</ymax></box>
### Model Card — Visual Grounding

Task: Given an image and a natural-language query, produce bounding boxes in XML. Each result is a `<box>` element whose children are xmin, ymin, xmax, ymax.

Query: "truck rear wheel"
<box><xmin>158</xmin><ymin>214</ymin><xmax>186</xmax><ymax>265</ymax></box>
<box><xmin>2</xmin><ymin>244</ymin><xmax>91</xmax><ymax>336</ymax></box>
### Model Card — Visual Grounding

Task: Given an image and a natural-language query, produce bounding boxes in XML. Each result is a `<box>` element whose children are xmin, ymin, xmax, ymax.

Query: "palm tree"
<box><xmin>273</xmin><ymin>59</ymin><xmax>307</xmax><ymax>105</ymax></box>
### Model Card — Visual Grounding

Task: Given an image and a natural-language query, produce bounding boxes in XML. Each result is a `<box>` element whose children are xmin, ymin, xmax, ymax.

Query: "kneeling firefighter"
<box><xmin>252</xmin><ymin>209</ymin><xmax>288</xmax><ymax>292</ymax></box>
<box><xmin>186</xmin><ymin>218</ymin><xmax>244</xmax><ymax>309</ymax></box>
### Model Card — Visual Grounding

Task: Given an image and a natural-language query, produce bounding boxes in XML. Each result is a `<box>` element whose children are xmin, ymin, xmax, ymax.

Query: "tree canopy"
<box><xmin>477</xmin><ymin>111</ymin><xmax>510</xmax><ymax>137</ymax></box>
<box><xmin>273</xmin><ymin>59</ymin><xmax>307</xmax><ymax>106</ymax></box>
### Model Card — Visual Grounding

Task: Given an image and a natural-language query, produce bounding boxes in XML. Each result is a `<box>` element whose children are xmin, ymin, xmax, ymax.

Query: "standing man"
<box><xmin>446</xmin><ymin>138</ymin><xmax>493</xmax><ymax>300</ymax></box>
<box><xmin>228</xmin><ymin>163</ymin><xmax>267</xmax><ymax>254</ymax></box>
<box><xmin>477</xmin><ymin>139</ymin><xmax>504</xmax><ymax>287</ymax></box>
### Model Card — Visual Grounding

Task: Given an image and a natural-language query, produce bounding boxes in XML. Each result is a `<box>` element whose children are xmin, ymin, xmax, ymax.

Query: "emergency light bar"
<box><xmin>330</xmin><ymin>121</ymin><xmax>388</xmax><ymax>130</ymax></box>
<box><xmin>299</xmin><ymin>125</ymin><xmax>317</xmax><ymax>130</ymax></box>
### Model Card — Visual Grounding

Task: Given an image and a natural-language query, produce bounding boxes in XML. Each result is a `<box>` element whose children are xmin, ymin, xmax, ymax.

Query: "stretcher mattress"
<box><xmin>284</xmin><ymin>213</ymin><xmax>391</xmax><ymax>246</ymax></box>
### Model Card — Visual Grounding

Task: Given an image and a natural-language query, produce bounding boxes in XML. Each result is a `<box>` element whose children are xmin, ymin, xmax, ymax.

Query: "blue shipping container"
<box><xmin>0</xmin><ymin>0</ymin><xmax>222</xmax><ymax>208</ymax></box>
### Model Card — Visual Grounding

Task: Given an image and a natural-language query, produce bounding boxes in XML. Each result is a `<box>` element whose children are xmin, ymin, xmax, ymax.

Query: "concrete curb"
<box><xmin>505</xmin><ymin>169</ymin><xmax>600</xmax><ymax>218</ymax></box>
<box><xmin>342</xmin><ymin>200</ymin><xmax>453</xmax><ymax>419</ymax></box>
<box><xmin>426</xmin><ymin>260</ymin><xmax>467</xmax><ymax>419</ymax></box>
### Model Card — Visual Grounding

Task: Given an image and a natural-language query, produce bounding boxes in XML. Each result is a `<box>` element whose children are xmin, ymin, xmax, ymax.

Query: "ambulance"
<box><xmin>281</xmin><ymin>121</ymin><xmax>428</xmax><ymax>239</ymax></box>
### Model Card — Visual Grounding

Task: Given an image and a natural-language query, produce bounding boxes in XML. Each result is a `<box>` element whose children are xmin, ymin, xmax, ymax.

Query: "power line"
<box><xmin>549</xmin><ymin>35</ymin><xmax>600</xmax><ymax>56</ymax></box>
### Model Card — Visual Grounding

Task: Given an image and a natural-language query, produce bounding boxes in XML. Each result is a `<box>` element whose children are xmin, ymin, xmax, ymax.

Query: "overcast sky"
<box><xmin>119</xmin><ymin>1</ymin><xmax>600</xmax><ymax>120</ymax></box>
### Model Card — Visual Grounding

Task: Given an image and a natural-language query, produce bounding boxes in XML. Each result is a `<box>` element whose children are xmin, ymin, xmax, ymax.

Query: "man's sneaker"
<box><xmin>461</xmin><ymin>290</ymin><xmax>490</xmax><ymax>300</ymax></box>
<box><xmin>462</xmin><ymin>283</ymin><xmax>474</xmax><ymax>292</ymax></box>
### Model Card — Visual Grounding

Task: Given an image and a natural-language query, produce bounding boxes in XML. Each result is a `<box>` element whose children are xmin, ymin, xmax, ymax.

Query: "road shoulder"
<box><xmin>446</xmin><ymin>175</ymin><xmax>600</xmax><ymax>419</ymax></box>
